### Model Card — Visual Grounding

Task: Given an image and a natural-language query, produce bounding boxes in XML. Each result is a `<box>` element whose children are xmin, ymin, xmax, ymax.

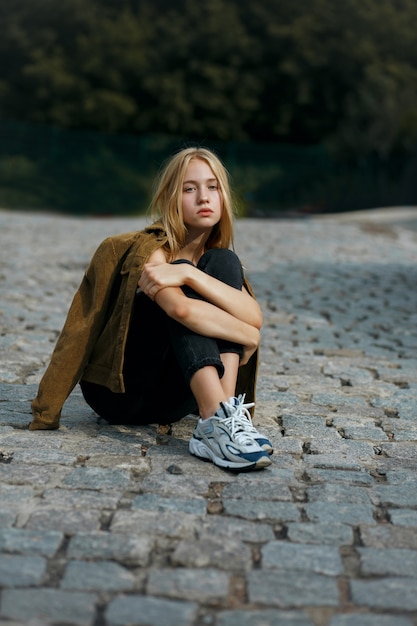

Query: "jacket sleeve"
<box><xmin>30</xmin><ymin>237</ymin><xmax>119</xmax><ymax>430</ymax></box>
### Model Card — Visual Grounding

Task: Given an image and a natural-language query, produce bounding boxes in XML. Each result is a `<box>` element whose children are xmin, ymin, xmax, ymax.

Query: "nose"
<box><xmin>198</xmin><ymin>187</ymin><xmax>209</xmax><ymax>203</ymax></box>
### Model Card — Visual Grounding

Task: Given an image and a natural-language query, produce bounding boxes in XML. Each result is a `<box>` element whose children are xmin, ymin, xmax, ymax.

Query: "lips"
<box><xmin>198</xmin><ymin>208</ymin><xmax>213</xmax><ymax>215</ymax></box>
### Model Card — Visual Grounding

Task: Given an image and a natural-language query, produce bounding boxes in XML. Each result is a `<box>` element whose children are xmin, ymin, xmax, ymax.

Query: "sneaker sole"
<box><xmin>189</xmin><ymin>438</ymin><xmax>271</xmax><ymax>471</ymax></box>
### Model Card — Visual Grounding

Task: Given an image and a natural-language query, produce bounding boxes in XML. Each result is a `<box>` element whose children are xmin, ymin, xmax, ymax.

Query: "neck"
<box><xmin>179</xmin><ymin>230</ymin><xmax>210</xmax><ymax>263</ymax></box>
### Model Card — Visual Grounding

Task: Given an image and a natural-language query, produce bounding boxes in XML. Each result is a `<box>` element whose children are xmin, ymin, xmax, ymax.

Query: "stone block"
<box><xmin>0</xmin><ymin>588</ymin><xmax>96</xmax><ymax>625</ymax></box>
<box><xmin>217</xmin><ymin>609</ymin><xmax>315</xmax><ymax>626</ymax></box>
<box><xmin>329</xmin><ymin>614</ymin><xmax>413</xmax><ymax>626</ymax></box>
<box><xmin>223</xmin><ymin>499</ymin><xmax>300</xmax><ymax>522</ymax></box>
<box><xmin>67</xmin><ymin>531</ymin><xmax>153</xmax><ymax>566</ymax></box>
<box><xmin>222</xmin><ymin>479</ymin><xmax>292</xmax><ymax>501</ymax></box>
<box><xmin>305</xmin><ymin>502</ymin><xmax>374</xmax><ymax>525</ymax></box>
<box><xmin>62</xmin><ymin>466</ymin><xmax>130</xmax><ymax>490</ymax></box>
<box><xmin>358</xmin><ymin>547</ymin><xmax>417</xmax><ymax>577</ymax></box>
<box><xmin>131</xmin><ymin>493</ymin><xmax>206</xmax><ymax>515</ymax></box>
<box><xmin>110</xmin><ymin>509</ymin><xmax>199</xmax><ymax>538</ymax></box>
<box><xmin>350</xmin><ymin>577</ymin><xmax>417</xmax><ymax>610</ymax></box>
<box><xmin>248</xmin><ymin>570</ymin><xmax>339</xmax><ymax>607</ymax></box>
<box><xmin>307</xmin><ymin>484</ymin><xmax>371</xmax><ymax>504</ymax></box>
<box><xmin>61</xmin><ymin>560</ymin><xmax>136</xmax><ymax>591</ymax></box>
<box><xmin>26</xmin><ymin>508</ymin><xmax>101</xmax><ymax>533</ymax></box>
<box><xmin>0</xmin><ymin>554</ymin><xmax>46</xmax><ymax>586</ymax></box>
<box><xmin>287</xmin><ymin>523</ymin><xmax>354</xmax><ymax>546</ymax></box>
<box><xmin>359</xmin><ymin>525</ymin><xmax>417</xmax><ymax>549</ymax></box>
<box><xmin>199</xmin><ymin>515</ymin><xmax>275</xmax><ymax>543</ymax></box>
<box><xmin>147</xmin><ymin>568</ymin><xmax>230</xmax><ymax>603</ymax></box>
<box><xmin>389</xmin><ymin>509</ymin><xmax>417</xmax><ymax>526</ymax></box>
<box><xmin>261</xmin><ymin>541</ymin><xmax>344</xmax><ymax>576</ymax></box>
<box><xmin>0</xmin><ymin>528</ymin><xmax>63</xmax><ymax>557</ymax></box>
<box><xmin>172</xmin><ymin>536</ymin><xmax>252</xmax><ymax>571</ymax></box>
<box><xmin>106</xmin><ymin>595</ymin><xmax>198</xmax><ymax>626</ymax></box>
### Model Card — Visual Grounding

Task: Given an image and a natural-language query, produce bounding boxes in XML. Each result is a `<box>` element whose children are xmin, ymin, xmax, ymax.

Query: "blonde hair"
<box><xmin>150</xmin><ymin>147</ymin><xmax>235</xmax><ymax>259</ymax></box>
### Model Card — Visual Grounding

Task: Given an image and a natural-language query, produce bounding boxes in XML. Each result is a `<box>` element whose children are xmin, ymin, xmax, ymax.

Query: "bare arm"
<box><xmin>138</xmin><ymin>248</ymin><xmax>261</xmax><ymax>364</ymax></box>
<box><xmin>139</xmin><ymin>250</ymin><xmax>263</xmax><ymax>329</ymax></box>
<box><xmin>155</xmin><ymin>286</ymin><xmax>260</xmax><ymax>365</ymax></box>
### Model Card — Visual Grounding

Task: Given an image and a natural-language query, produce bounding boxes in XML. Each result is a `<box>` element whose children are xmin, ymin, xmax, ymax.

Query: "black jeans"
<box><xmin>80</xmin><ymin>248</ymin><xmax>244</xmax><ymax>425</ymax></box>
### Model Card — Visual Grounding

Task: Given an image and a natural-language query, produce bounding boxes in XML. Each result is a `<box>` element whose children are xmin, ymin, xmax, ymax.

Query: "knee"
<box><xmin>198</xmin><ymin>249</ymin><xmax>244</xmax><ymax>288</ymax></box>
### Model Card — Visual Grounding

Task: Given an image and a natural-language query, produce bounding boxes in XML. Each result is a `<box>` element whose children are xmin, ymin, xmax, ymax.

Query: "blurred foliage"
<box><xmin>1</xmin><ymin>0</ymin><xmax>416</xmax><ymax>215</ymax></box>
<box><xmin>0</xmin><ymin>121</ymin><xmax>415</xmax><ymax>215</ymax></box>
<box><xmin>1</xmin><ymin>0</ymin><xmax>417</xmax><ymax>158</ymax></box>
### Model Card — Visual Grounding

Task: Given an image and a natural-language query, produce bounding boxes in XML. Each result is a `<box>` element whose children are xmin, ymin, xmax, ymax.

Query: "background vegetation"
<box><xmin>1</xmin><ymin>0</ymin><xmax>416</xmax><ymax>214</ymax></box>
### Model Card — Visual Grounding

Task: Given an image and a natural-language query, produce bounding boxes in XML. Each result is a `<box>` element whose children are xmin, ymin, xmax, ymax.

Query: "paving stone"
<box><xmin>358</xmin><ymin>547</ymin><xmax>417</xmax><ymax>577</ymax></box>
<box><xmin>0</xmin><ymin>528</ymin><xmax>63</xmax><ymax>557</ymax></box>
<box><xmin>0</xmin><ymin>511</ymin><xmax>16</xmax><ymax>527</ymax></box>
<box><xmin>307</xmin><ymin>484</ymin><xmax>371</xmax><ymax>504</ymax></box>
<box><xmin>359</xmin><ymin>525</ymin><xmax>417</xmax><ymax>549</ymax></box>
<box><xmin>42</xmin><ymin>487</ymin><xmax>121</xmax><ymax>509</ymax></box>
<box><xmin>222</xmin><ymin>500</ymin><xmax>300</xmax><ymax>522</ymax></box>
<box><xmin>172</xmin><ymin>535</ymin><xmax>252</xmax><ymax>571</ymax></box>
<box><xmin>198</xmin><ymin>515</ymin><xmax>275</xmax><ymax>543</ymax></box>
<box><xmin>61</xmin><ymin>560</ymin><xmax>136</xmax><ymax>591</ymax></box>
<box><xmin>302</xmin><ymin>454</ymin><xmax>364</xmax><ymax>471</ymax></box>
<box><xmin>281</xmin><ymin>414</ymin><xmax>337</xmax><ymax>438</ymax></box>
<box><xmin>131</xmin><ymin>493</ymin><xmax>206</xmax><ymax>515</ymax></box>
<box><xmin>67</xmin><ymin>531</ymin><xmax>153</xmax><ymax>566</ymax></box>
<box><xmin>339</xmin><ymin>425</ymin><xmax>388</xmax><ymax>440</ymax></box>
<box><xmin>350</xmin><ymin>577</ymin><xmax>417</xmax><ymax>610</ymax></box>
<box><xmin>305</xmin><ymin>502</ymin><xmax>374</xmax><ymax>525</ymax></box>
<box><xmin>110</xmin><ymin>509</ymin><xmax>200</xmax><ymax>538</ymax></box>
<box><xmin>389</xmin><ymin>509</ymin><xmax>417</xmax><ymax>526</ymax></box>
<box><xmin>0</xmin><ymin>588</ymin><xmax>97</xmax><ymax>625</ymax></box>
<box><xmin>105</xmin><ymin>595</ymin><xmax>198</xmax><ymax>626</ymax></box>
<box><xmin>84</xmin><ymin>453</ymin><xmax>151</xmax><ymax>471</ymax></box>
<box><xmin>370</xmin><ymin>484</ymin><xmax>417</xmax><ymax>508</ymax></box>
<box><xmin>216</xmin><ymin>610</ymin><xmax>316</xmax><ymax>626</ymax></box>
<box><xmin>329</xmin><ymin>615</ymin><xmax>413</xmax><ymax>626</ymax></box>
<box><xmin>304</xmin><ymin>468</ymin><xmax>373</xmax><ymax>486</ymax></box>
<box><xmin>248</xmin><ymin>570</ymin><xmax>339</xmax><ymax>607</ymax></box>
<box><xmin>12</xmin><ymin>449</ymin><xmax>78</xmax><ymax>465</ymax></box>
<box><xmin>269</xmin><ymin>437</ymin><xmax>304</xmax><ymax>454</ymax></box>
<box><xmin>0</xmin><ymin>554</ymin><xmax>47</xmax><ymax>586</ymax></box>
<box><xmin>26</xmin><ymin>508</ymin><xmax>101</xmax><ymax>533</ymax></box>
<box><xmin>147</xmin><ymin>568</ymin><xmax>230</xmax><ymax>603</ymax></box>
<box><xmin>0</xmin><ymin>463</ymin><xmax>70</xmax><ymax>486</ymax></box>
<box><xmin>286</xmin><ymin>523</ymin><xmax>354</xmax><ymax>546</ymax></box>
<box><xmin>62</xmin><ymin>466</ymin><xmax>131</xmax><ymax>490</ymax></box>
<box><xmin>0</xmin><ymin>484</ymin><xmax>35</xmax><ymax>508</ymax></box>
<box><xmin>139</xmin><ymin>474</ymin><xmax>214</xmax><ymax>496</ymax></box>
<box><xmin>261</xmin><ymin>541</ymin><xmax>344</xmax><ymax>575</ymax></box>
<box><xmin>222</xmin><ymin>479</ymin><xmax>292</xmax><ymax>501</ymax></box>
<box><xmin>2</xmin><ymin>209</ymin><xmax>417</xmax><ymax>624</ymax></box>
<box><xmin>311</xmin><ymin>392</ymin><xmax>368</xmax><ymax>407</ymax></box>
<box><xmin>306</xmin><ymin>439</ymin><xmax>374</xmax><ymax>458</ymax></box>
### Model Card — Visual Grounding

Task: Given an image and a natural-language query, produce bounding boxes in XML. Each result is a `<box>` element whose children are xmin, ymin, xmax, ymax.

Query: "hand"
<box><xmin>138</xmin><ymin>262</ymin><xmax>190</xmax><ymax>300</ymax></box>
<box><xmin>240</xmin><ymin>327</ymin><xmax>260</xmax><ymax>366</ymax></box>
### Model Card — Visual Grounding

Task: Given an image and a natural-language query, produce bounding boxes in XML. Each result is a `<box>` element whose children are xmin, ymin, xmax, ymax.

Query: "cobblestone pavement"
<box><xmin>1</xmin><ymin>206</ymin><xmax>417</xmax><ymax>626</ymax></box>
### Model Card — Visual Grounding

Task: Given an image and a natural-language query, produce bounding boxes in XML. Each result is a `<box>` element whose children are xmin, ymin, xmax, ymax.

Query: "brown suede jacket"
<box><xmin>30</xmin><ymin>222</ymin><xmax>259</xmax><ymax>430</ymax></box>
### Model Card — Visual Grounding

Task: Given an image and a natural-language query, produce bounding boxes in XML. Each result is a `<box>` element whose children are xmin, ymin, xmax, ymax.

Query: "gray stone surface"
<box><xmin>1</xmin><ymin>207</ymin><xmax>417</xmax><ymax>625</ymax></box>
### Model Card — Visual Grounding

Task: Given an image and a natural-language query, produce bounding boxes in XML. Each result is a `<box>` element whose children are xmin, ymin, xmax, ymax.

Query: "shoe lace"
<box><xmin>220</xmin><ymin>395</ymin><xmax>258</xmax><ymax>445</ymax></box>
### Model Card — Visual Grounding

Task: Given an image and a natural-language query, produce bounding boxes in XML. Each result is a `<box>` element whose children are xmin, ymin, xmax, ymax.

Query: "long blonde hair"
<box><xmin>150</xmin><ymin>147</ymin><xmax>235</xmax><ymax>259</ymax></box>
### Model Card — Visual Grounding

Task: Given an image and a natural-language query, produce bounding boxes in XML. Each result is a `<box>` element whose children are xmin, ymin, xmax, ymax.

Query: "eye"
<box><xmin>208</xmin><ymin>184</ymin><xmax>218</xmax><ymax>190</ymax></box>
<box><xmin>184</xmin><ymin>186</ymin><xmax>196</xmax><ymax>193</ymax></box>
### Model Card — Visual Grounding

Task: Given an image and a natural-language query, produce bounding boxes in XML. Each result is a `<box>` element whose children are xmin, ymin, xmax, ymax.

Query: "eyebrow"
<box><xmin>183</xmin><ymin>178</ymin><xmax>218</xmax><ymax>184</ymax></box>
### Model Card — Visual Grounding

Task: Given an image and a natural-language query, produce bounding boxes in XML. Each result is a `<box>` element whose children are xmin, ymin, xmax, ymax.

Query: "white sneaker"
<box><xmin>229</xmin><ymin>395</ymin><xmax>273</xmax><ymax>455</ymax></box>
<box><xmin>189</xmin><ymin>399</ymin><xmax>271</xmax><ymax>471</ymax></box>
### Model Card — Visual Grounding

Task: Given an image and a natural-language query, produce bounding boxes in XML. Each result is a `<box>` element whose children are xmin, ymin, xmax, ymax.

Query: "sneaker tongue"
<box><xmin>216</xmin><ymin>402</ymin><xmax>231</xmax><ymax>420</ymax></box>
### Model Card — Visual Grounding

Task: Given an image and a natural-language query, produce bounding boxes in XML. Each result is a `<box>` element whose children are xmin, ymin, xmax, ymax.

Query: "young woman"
<box><xmin>30</xmin><ymin>147</ymin><xmax>272</xmax><ymax>471</ymax></box>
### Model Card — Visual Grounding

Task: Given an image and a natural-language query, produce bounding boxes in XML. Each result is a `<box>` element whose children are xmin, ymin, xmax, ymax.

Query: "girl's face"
<box><xmin>181</xmin><ymin>158</ymin><xmax>223</xmax><ymax>233</ymax></box>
